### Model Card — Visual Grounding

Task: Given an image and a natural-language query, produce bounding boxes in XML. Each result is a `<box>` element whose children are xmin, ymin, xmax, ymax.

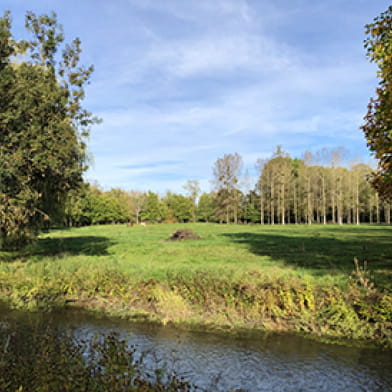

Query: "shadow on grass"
<box><xmin>221</xmin><ymin>229</ymin><xmax>392</xmax><ymax>288</ymax></box>
<box><xmin>37</xmin><ymin>236</ymin><xmax>113</xmax><ymax>256</ymax></box>
<box><xmin>0</xmin><ymin>236</ymin><xmax>113</xmax><ymax>262</ymax></box>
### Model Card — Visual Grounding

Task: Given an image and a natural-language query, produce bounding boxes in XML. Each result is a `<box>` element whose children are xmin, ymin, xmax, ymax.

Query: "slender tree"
<box><xmin>212</xmin><ymin>153</ymin><xmax>243</xmax><ymax>223</ymax></box>
<box><xmin>183</xmin><ymin>180</ymin><xmax>200</xmax><ymax>222</ymax></box>
<box><xmin>128</xmin><ymin>190</ymin><xmax>147</xmax><ymax>224</ymax></box>
<box><xmin>256</xmin><ymin>159</ymin><xmax>265</xmax><ymax>224</ymax></box>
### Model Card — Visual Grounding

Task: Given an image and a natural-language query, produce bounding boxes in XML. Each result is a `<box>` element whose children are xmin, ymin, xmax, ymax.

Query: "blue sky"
<box><xmin>4</xmin><ymin>0</ymin><xmax>390</xmax><ymax>194</ymax></box>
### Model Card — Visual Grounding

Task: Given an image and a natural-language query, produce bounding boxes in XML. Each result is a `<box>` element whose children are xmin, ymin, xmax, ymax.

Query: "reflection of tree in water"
<box><xmin>0</xmin><ymin>318</ymin><xmax>193</xmax><ymax>392</ymax></box>
<box><xmin>1</xmin><ymin>308</ymin><xmax>392</xmax><ymax>392</ymax></box>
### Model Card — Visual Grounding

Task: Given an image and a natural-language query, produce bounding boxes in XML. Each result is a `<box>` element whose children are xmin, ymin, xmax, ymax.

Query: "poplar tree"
<box><xmin>212</xmin><ymin>153</ymin><xmax>243</xmax><ymax>223</ymax></box>
<box><xmin>183</xmin><ymin>180</ymin><xmax>200</xmax><ymax>222</ymax></box>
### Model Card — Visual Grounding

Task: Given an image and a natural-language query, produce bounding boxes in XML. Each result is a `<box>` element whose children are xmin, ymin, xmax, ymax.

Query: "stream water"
<box><xmin>0</xmin><ymin>306</ymin><xmax>391</xmax><ymax>392</ymax></box>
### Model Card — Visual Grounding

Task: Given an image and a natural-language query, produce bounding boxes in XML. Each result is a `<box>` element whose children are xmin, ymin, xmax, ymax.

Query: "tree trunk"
<box><xmin>307</xmin><ymin>177</ymin><xmax>312</xmax><ymax>225</ymax></box>
<box><xmin>321</xmin><ymin>176</ymin><xmax>326</xmax><ymax>224</ymax></box>
<box><xmin>293</xmin><ymin>183</ymin><xmax>298</xmax><ymax>224</ymax></box>
<box><xmin>337</xmin><ymin>176</ymin><xmax>343</xmax><ymax>225</ymax></box>
<box><xmin>281</xmin><ymin>183</ymin><xmax>285</xmax><ymax>225</ymax></box>
<box><xmin>376</xmin><ymin>194</ymin><xmax>380</xmax><ymax>224</ymax></box>
<box><xmin>260</xmin><ymin>191</ymin><xmax>264</xmax><ymax>224</ymax></box>
<box><xmin>385</xmin><ymin>202</ymin><xmax>391</xmax><ymax>224</ymax></box>
<box><xmin>331</xmin><ymin>177</ymin><xmax>336</xmax><ymax>224</ymax></box>
<box><xmin>355</xmin><ymin>175</ymin><xmax>360</xmax><ymax>225</ymax></box>
<box><xmin>271</xmin><ymin>181</ymin><xmax>275</xmax><ymax>225</ymax></box>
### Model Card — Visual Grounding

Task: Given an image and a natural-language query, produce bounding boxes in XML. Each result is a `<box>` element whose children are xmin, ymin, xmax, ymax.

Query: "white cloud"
<box><xmin>83</xmin><ymin>0</ymin><xmax>377</xmax><ymax>192</ymax></box>
<box><xmin>4</xmin><ymin>0</ymin><xmax>379</xmax><ymax>194</ymax></box>
<box><xmin>127</xmin><ymin>0</ymin><xmax>253</xmax><ymax>26</ymax></box>
<box><xmin>146</xmin><ymin>33</ymin><xmax>296</xmax><ymax>78</ymax></box>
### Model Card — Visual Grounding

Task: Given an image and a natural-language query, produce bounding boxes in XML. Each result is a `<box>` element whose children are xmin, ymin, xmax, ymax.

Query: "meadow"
<box><xmin>0</xmin><ymin>223</ymin><xmax>391</xmax><ymax>346</ymax></box>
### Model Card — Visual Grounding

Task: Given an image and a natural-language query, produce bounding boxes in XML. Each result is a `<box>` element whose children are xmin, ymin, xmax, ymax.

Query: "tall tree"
<box><xmin>0</xmin><ymin>11</ymin><xmax>98</xmax><ymax>249</ymax></box>
<box><xmin>242</xmin><ymin>190</ymin><xmax>260</xmax><ymax>223</ymax></box>
<box><xmin>361</xmin><ymin>6</ymin><xmax>392</xmax><ymax>199</ymax></box>
<box><xmin>63</xmin><ymin>183</ymin><xmax>90</xmax><ymax>227</ymax></box>
<box><xmin>197</xmin><ymin>192</ymin><xmax>216</xmax><ymax>222</ymax></box>
<box><xmin>183</xmin><ymin>180</ymin><xmax>200</xmax><ymax>222</ymax></box>
<box><xmin>212</xmin><ymin>153</ymin><xmax>243</xmax><ymax>223</ymax></box>
<box><xmin>258</xmin><ymin>158</ymin><xmax>276</xmax><ymax>224</ymax></box>
<box><xmin>83</xmin><ymin>187</ymin><xmax>128</xmax><ymax>225</ymax></box>
<box><xmin>106</xmin><ymin>188</ymin><xmax>132</xmax><ymax>222</ymax></box>
<box><xmin>255</xmin><ymin>159</ymin><xmax>266</xmax><ymax>224</ymax></box>
<box><xmin>301</xmin><ymin>151</ymin><xmax>315</xmax><ymax>224</ymax></box>
<box><xmin>258</xmin><ymin>147</ymin><xmax>293</xmax><ymax>225</ymax></box>
<box><xmin>142</xmin><ymin>191</ymin><xmax>166</xmax><ymax>223</ymax></box>
<box><xmin>273</xmin><ymin>147</ymin><xmax>292</xmax><ymax>224</ymax></box>
<box><xmin>128</xmin><ymin>190</ymin><xmax>147</xmax><ymax>224</ymax></box>
<box><xmin>164</xmin><ymin>192</ymin><xmax>193</xmax><ymax>222</ymax></box>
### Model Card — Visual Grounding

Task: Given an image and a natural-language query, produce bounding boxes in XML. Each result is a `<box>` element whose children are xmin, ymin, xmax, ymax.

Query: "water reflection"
<box><xmin>1</xmin><ymin>307</ymin><xmax>391</xmax><ymax>392</ymax></box>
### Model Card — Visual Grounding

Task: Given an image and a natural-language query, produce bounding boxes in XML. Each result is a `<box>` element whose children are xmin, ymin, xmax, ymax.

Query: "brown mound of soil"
<box><xmin>165</xmin><ymin>229</ymin><xmax>202</xmax><ymax>241</ymax></box>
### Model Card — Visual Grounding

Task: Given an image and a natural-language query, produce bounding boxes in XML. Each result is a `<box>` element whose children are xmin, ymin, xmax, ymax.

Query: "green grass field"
<box><xmin>1</xmin><ymin>223</ymin><xmax>391</xmax><ymax>346</ymax></box>
<box><xmin>2</xmin><ymin>223</ymin><xmax>391</xmax><ymax>287</ymax></box>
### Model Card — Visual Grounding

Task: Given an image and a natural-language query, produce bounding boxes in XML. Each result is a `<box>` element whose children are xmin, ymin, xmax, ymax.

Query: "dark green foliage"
<box><xmin>241</xmin><ymin>190</ymin><xmax>260</xmax><ymax>223</ymax></box>
<box><xmin>64</xmin><ymin>185</ymin><xmax>132</xmax><ymax>226</ymax></box>
<box><xmin>196</xmin><ymin>192</ymin><xmax>216</xmax><ymax>222</ymax></box>
<box><xmin>63</xmin><ymin>184</ymin><xmax>90</xmax><ymax>227</ymax></box>
<box><xmin>0</xmin><ymin>11</ymin><xmax>98</xmax><ymax>249</ymax></box>
<box><xmin>83</xmin><ymin>187</ymin><xmax>130</xmax><ymax>225</ymax></box>
<box><xmin>361</xmin><ymin>6</ymin><xmax>392</xmax><ymax>199</ymax></box>
<box><xmin>164</xmin><ymin>192</ymin><xmax>193</xmax><ymax>222</ymax></box>
<box><xmin>142</xmin><ymin>191</ymin><xmax>167</xmax><ymax>223</ymax></box>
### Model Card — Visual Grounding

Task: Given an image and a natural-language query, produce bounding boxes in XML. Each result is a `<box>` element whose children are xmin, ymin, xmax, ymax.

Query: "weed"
<box><xmin>350</xmin><ymin>257</ymin><xmax>376</xmax><ymax>294</ymax></box>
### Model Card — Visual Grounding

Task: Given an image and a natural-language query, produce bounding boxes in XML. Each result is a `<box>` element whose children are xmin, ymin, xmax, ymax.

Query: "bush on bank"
<box><xmin>0</xmin><ymin>267</ymin><xmax>391</xmax><ymax>348</ymax></box>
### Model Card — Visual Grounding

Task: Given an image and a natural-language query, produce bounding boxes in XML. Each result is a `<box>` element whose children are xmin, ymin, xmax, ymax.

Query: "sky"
<box><xmin>3</xmin><ymin>0</ymin><xmax>391</xmax><ymax>194</ymax></box>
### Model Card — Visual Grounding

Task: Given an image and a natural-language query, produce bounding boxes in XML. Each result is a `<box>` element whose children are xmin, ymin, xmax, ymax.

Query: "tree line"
<box><xmin>63</xmin><ymin>147</ymin><xmax>391</xmax><ymax>227</ymax></box>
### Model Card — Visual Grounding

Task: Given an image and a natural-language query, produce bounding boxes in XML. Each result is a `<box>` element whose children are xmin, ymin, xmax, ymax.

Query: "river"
<box><xmin>0</xmin><ymin>306</ymin><xmax>391</xmax><ymax>391</ymax></box>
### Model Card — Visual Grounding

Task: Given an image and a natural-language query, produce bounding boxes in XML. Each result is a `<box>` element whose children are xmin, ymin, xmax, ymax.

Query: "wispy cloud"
<box><xmin>6</xmin><ymin>0</ymin><xmax>379</xmax><ymax>193</ymax></box>
<box><xmin>117</xmin><ymin>161</ymin><xmax>182</xmax><ymax>170</ymax></box>
<box><xmin>127</xmin><ymin>0</ymin><xmax>253</xmax><ymax>26</ymax></box>
<box><xmin>144</xmin><ymin>33</ymin><xmax>296</xmax><ymax>78</ymax></box>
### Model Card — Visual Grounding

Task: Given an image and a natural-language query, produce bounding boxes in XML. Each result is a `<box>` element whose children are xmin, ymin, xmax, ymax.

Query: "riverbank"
<box><xmin>0</xmin><ymin>223</ymin><xmax>391</xmax><ymax>347</ymax></box>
